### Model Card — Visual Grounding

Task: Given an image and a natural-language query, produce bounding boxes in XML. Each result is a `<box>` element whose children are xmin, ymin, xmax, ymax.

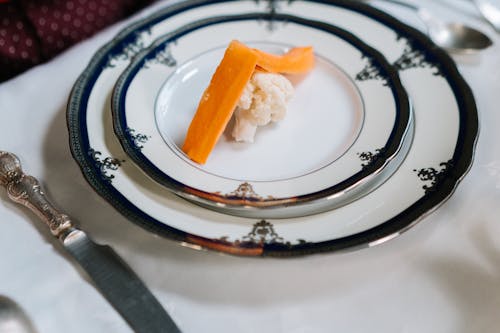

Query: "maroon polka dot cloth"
<box><xmin>0</xmin><ymin>0</ymin><xmax>154</xmax><ymax>82</ymax></box>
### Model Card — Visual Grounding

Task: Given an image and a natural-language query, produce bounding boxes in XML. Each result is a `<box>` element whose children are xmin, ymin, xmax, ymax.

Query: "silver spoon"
<box><xmin>363</xmin><ymin>0</ymin><xmax>493</xmax><ymax>53</ymax></box>
<box><xmin>471</xmin><ymin>0</ymin><xmax>500</xmax><ymax>33</ymax></box>
<box><xmin>0</xmin><ymin>296</ymin><xmax>37</xmax><ymax>333</ymax></box>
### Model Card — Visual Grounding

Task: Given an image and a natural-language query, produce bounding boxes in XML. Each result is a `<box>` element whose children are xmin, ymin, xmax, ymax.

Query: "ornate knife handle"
<box><xmin>0</xmin><ymin>151</ymin><xmax>74</xmax><ymax>239</ymax></box>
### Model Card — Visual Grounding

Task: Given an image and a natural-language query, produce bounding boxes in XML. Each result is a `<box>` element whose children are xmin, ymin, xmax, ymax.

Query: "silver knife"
<box><xmin>0</xmin><ymin>151</ymin><xmax>180</xmax><ymax>333</ymax></box>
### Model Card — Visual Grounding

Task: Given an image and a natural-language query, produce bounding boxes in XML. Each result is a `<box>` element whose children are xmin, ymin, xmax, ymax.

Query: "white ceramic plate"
<box><xmin>111</xmin><ymin>14</ymin><xmax>413</xmax><ymax>218</ymax></box>
<box><xmin>67</xmin><ymin>0</ymin><xmax>477</xmax><ymax>256</ymax></box>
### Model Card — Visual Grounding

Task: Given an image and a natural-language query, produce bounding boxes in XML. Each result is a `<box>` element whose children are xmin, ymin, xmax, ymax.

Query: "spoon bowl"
<box><xmin>0</xmin><ymin>296</ymin><xmax>37</xmax><ymax>333</ymax></box>
<box><xmin>363</xmin><ymin>0</ymin><xmax>493</xmax><ymax>53</ymax></box>
<box><xmin>430</xmin><ymin>22</ymin><xmax>494</xmax><ymax>53</ymax></box>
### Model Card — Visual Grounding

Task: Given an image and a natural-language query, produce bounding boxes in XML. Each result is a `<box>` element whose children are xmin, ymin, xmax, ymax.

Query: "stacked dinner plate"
<box><xmin>67</xmin><ymin>0</ymin><xmax>478</xmax><ymax>257</ymax></box>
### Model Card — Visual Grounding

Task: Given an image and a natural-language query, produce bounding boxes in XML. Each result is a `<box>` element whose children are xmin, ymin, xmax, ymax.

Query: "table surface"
<box><xmin>1</xmin><ymin>0</ymin><xmax>499</xmax><ymax>332</ymax></box>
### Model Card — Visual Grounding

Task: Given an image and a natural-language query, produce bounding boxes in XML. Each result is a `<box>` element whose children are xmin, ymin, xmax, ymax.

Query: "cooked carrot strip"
<box><xmin>182</xmin><ymin>40</ymin><xmax>259</xmax><ymax>164</ymax></box>
<box><xmin>253</xmin><ymin>46</ymin><xmax>314</xmax><ymax>74</ymax></box>
<box><xmin>182</xmin><ymin>41</ymin><xmax>314</xmax><ymax>164</ymax></box>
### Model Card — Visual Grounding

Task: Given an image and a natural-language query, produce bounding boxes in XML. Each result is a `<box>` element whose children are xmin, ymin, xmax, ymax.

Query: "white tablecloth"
<box><xmin>1</xmin><ymin>0</ymin><xmax>499</xmax><ymax>332</ymax></box>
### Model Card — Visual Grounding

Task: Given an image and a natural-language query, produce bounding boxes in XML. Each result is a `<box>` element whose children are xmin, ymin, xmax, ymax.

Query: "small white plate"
<box><xmin>111</xmin><ymin>15</ymin><xmax>413</xmax><ymax>218</ymax></box>
<box><xmin>157</xmin><ymin>44</ymin><xmax>365</xmax><ymax>182</ymax></box>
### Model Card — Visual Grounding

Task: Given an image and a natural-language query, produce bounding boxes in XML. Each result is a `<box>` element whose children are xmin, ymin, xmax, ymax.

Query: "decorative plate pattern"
<box><xmin>67</xmin><ymin>0</ymin><xmax>477</xmax><ymax>257</ymax></box>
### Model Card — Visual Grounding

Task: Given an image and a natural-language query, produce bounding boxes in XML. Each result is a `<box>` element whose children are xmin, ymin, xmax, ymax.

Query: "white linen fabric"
<box><xmin>0</xmin><ymin>0</ymin><xmax>499</xmax><ymax>332</ymax></box>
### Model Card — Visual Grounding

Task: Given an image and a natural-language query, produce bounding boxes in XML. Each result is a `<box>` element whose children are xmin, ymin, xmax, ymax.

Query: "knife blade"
<box><xmin>0</xmin><ymin>151</ymin><xmax>180</xmax><ymax>333</ymax></box>
<box><xmin>64</xmin><ymin>230</ymin><xmax>180</xmax><ymax>333</ymax></box>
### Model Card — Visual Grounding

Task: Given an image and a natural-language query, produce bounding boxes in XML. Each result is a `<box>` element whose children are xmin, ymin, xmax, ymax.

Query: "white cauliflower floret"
<box><xmin>237</xmin><ymin>79</ymin><xmax>255</xmax><ymax>110</ymax></box>
<box><xmin>232</xmin><ymin>72</ymin><xmax>294</xmax><ymax>143</ymax></box>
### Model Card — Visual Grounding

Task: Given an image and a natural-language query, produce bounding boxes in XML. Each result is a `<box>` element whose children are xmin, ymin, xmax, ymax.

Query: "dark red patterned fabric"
<box><xmin>0</xmin><ymin>0</ymin><xmax>154</xmax><ymax>82</ymax></box>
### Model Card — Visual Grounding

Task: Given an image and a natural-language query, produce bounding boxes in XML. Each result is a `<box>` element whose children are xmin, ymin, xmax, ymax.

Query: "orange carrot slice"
<box><xmin>182</xmin><ymin>40</ymin><xmax>259</xmax><ymax>164</ymax></box>
<box><xmin>253</xmin><ymin>46</ymin><xmax>314</xmax><ymax>74</ymax></box>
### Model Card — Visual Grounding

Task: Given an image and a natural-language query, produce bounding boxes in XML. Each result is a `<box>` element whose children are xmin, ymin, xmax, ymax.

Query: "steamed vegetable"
<box><xmin>182</xmin><ymin>40</ymin><xmax>314</xmax><ymax>164</ymax></box>
<box><xmin>253</xmin><ymin>46</ymin><xmax>314</xmax><ymax>74</ymax></box>
<box><xmin>232</xmin><ymin>71</ymin><xmax>294</xmax><ymax>143</ymax></box>
<box><xmin>182</xmin><ymin>40</ymin><xmax>258</xmax><ymax>164</ymax></box>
